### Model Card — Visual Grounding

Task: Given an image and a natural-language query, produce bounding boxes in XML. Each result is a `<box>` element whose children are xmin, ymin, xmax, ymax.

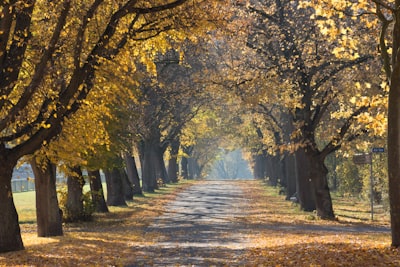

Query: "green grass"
<box><xmin>12</xmin><ymin>180</ymin><xmax>196</xmax><ymax>225</ymax></box>
<box><xmin>13</xmin><ymin>190</ymin><xmax>36</xmax><ymax>224</ymax></box>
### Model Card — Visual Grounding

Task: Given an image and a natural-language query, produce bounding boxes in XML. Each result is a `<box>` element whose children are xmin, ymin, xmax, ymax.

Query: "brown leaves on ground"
<box><xmin>0</xmin><ymin>181</ymin><xmax>198</xmax><ymax>266</ymax></box>
<box><xmin>1</xmin><ymin>180</ymin><xmax>400</xmax><ymax>266</ymax></box>
<box><xmin>240</xmin><ymin>181</ymin><xmax>400</xmax><ymax>266</ymax></box>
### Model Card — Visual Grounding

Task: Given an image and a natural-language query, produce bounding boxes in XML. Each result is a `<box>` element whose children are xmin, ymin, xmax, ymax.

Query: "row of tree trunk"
<box><xmin>27</xmin><ymin>138</ymin><xmax>198</xmax><ymax>239</ymax></box>
<box><xmin>252</xmin><ymin>144</ymin><xmax>334</xmax><ymax>219</ymax></box>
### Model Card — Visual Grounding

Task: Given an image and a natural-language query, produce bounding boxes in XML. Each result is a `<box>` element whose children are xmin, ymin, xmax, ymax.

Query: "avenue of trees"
<box><xmin>1</xmin><ymin>0</ymin><xmax>400</xmax><ymax>253</ymax></box>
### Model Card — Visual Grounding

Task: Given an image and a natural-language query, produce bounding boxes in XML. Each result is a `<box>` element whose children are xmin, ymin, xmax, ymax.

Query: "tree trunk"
<box><xmin>308</xmin><ymin>153</ymin><xmax>335</xmax><ymax>219</ymax></box>
<box><xmin>88</xmin><ymin>170</ymin><xmax>108</xmax><ymax>213</ymax></box>
<box><xmin>388</xmin><ymin>7</ymin><xmax>400</xmax><ymax>245</ymax></box>
<box><xmin>283</xmin><ymin>153</ymin><xmax>297</xmax><ymax>200</ymax></box>
<box><xmin>124</xmin><ymin>153</ymin><xmax>142</xmax><ymax>195</ymax></box>
<box><xmin>65</xmin><ymin>167</ymin><xmax>85</xmax><ymax>222</ymax></box>
<box><xmin>181</xmin><ymin>156</ymin><xmax>188</xmax><ymax>179</ymax></box>
<box><xmin>296</xmin><ymin>145</ymin><xmax>335</xmax><ymax>219</ymax></box>
<box><xmin>142</xmin><ymin>141</ymin><xmax>161</xmax><ymax>192</ymax></box>
<box><xmin>30</xmin><ymin>158</ymin><xmax>63</xmax><ymax>237</ymax></box>
<box><xmin>265</xmin><ymin>154</ymin><xmax>278</xmax><ymax>186</ymax></box>
<box><xmin>121</xmin><ymin>168</ymin><xmax>134</xmax><ymax>201</ymax></box>
<box><xmin>188</xmin><ymin>157</ymin><xmax>200</xmax><ymax>179</ymax></box>
<box><xmin>104</xmin><ymin>168</ymin><xmax>127</xmax><ymax>206</ymax></box>
<box><xmin>295</xmin><ymin>148</ymin><xmax>316</xmax><ymax>211</ymax></box>
<box><xmin>0</xmin><ymin>157</ymin><xmax>24</xmax><ymax>252</ymax></box>
<box><xmin>253</xmin><ymin>152</ymin><xmax>266</xmax><ymax>179</ymax></box>
<box><xmin>157</xmin><ymin>147</ymin><xmax>169</xmax><ymax>184</ymax></box>
<box><xmin>167</xmin><ymin>139</ymin><xmax>180</xmax><ymax>183</ymax></box>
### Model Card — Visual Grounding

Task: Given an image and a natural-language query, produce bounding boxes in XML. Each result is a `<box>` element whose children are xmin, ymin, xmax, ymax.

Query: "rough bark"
<box><xmin>265</xmin><ymin>154</ymin><xmax>279</xmax><ymax>186</ymax></box>
<box><xmin>104</xmin><ymin>168</ymin><xmax>127</xmax><ymax>206</ymax></box>
<box><xmin>283</xmin><ymin>153</ymin><xmax>297</xmax><ymax>200</ymax></box>
<box><xmin>121</xmin><ymin>168</ymin><xmax>134</xmax><ymax>201</ymax></box>
<box><xmin>181</xmin><ymin>156</ymin><xmax>188</xmax><ymax>180</ymax></box>
<box><xmin>124</xmin><ymin>153</ymin><xmax>142</xmax><ymax>195</ymax></box>
<box><xmin>295</xmin><ymin>146</ymin><xmax>334</xmax><ymax>219</ymax></box>
<box><xmin>388</xmin><ymin>5</ymin><xmax>400</xmax><ymax>245</ymax></box>
<box><xmin>295</xmin><ymin>148</ymin><xmax>316</xmax><ymax>211</ymax></box>
<box><xmin>142</xmin><ymin>140</ymin><xmax>162</xmax><ymax>192</ymax></box>
<box><xmin>88</xmin><ymin>170</ymin><xmax>108</xmax><ymax>213</ymax></box>
<box><xmin>188</xmin><ymin>157</ymin><xmax>201</xmax><ymax>179</ymax></box>
<box><xmin>253</xmin><ymin>152</ymin><xmax>266</xmax><ymax>179</ymax></box>
<box><xmin>308</xmin><ymin>153</ymin><xmax>335</xmax><ymax>219</ymax></box>
<box><xmin>65</xmin><ymin>167</ymin><xmax>85</xmax><ymax>222</ymax></box>
<box><xmin>167</xmin><ymin>139</ymin><xmax>180</xmax><ymax>183</ymax></box>
<box><xmin>30</xmin><ymin>158</ymin><xmax>63</xmax><ymax>237</ymax></box>
<box><xmin>0</xmin><ymin>155</ymin><xmax>24</xmax><ymax>252</ymax></box>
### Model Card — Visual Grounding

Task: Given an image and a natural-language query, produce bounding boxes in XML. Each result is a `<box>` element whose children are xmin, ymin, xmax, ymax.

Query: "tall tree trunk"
<box><xmin>388</xmin><ymin>6</ymin><xmax>400</xmax><ymax>245</ymax></box>
<box><xmin>167</xmin><ymin>139</ymin><xmax>180</xmax><ymax>183</ymax></box>
<box><xmin>265</xmin><ymin>154</ymin><xmax>279</xmax><ymax>186</ymax></box>
<box><xmin>181</xmin><ymin>156</ymin><xmax>188</xmax><ymax>180</ymax></box>
<box><xmin>188</xmin><ymin>157</ymin><xmax>200</xmax><ymax>179</ymax></box>
<box><xmin>283</xmin><ymin>153</ymin><xmax>297</xmax><ymax>200</ymax></box>
<box><xmin>124</xmin><ymin>153</ymin><xmax>142</xmax><ymax>195</ymax></box>
<box><xmin>157</xmin><ymin>147</ymin><xmax>170</xmax><ymax>184</ymax></box>
<box><xmin>295</xmin><ymin>148</ymin><xmax>316</xmax><ymax>211</ymax></box>
<box><xmin>88</xmin><ymin>170</ymin><xmax>108</xmax><ymax>213</ymax></box>
<box><xmin>0</xmin><ymin>156</ymin><xmax>24</xmax><ymax>252</ymax></box>
<box><xmin>253</xmin><ymin>151</ymin><xmax>266</xmax><ymax>179</ymax></box>
<box><xmin>142</xmin><ymin>141</ymin><xmax>161</xmax><ymax>192</ymax></box>
<box><xmin>309</xmin><ymin>154</ymin><xmax>335</xmax><ymax>219</ymax></box>
<box><xmin>105</xmin><ymin>168</ymin><xmax>127</xmax><ymax>206</ymax></box>
<box><xmin>65</xmin><ymin>167</ymin><xmax>85</xmax><ymax>222</ymax></box>
<box><xmin>121</xmin><ymin>168</ymin><xmax>134</xmax><ymax>201</ymax></box>
<box><xmin>30</xmin><ymin>158</ymin><xmax>63</xmax><ymax>237</ymax></box>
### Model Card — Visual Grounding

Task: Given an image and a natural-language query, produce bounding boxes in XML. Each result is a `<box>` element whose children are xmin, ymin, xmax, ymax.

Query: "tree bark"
<box><xmin>167</xmin><ymin>139</ymin><xmax>180</xmax><ymax>183</ymax></box>
<box><xmin>388</xmin><ymin>6</ymin><xmax>400</xmax><ymax>245</ymax></box>
<box><xmin>296</xmin><ymin>146</ymin><xmax>334</xmax><ymax>219</ymax></box>
<box><xmin>295</xmin><ymin>148</ymin><xmax>316</xmax><ymax>211</ymax></box>
<box><xmin>283</xmin><ymin>153</ymin><xmax>297</xmax><ymax>200</ymax></box>
<box><xmin>88</xmin><ymin>170</ymin><xmax>108</xmax><ymax>213</ymax></box>
<box><xmin>30</xmin><ymin>158</ymin><xmax>63</xmax><ymax>237</ymax></box>
<box><xmin>65</xmin><ymin>167</ymin><xmax>85</xmax><ymax>222</ymax></box>
<box><xmin>253</xmin><ymin>151</ymin><xmax>266</xmax><ymax>179</ymax></box>
<box><xmin>181</xmin><ymin>156</ymin><xmax>188</xmax><ymax>180</ymax></box>
<box><xmin>142</xmin><ymin>140</ymin><xmax>162</xmax><ymax>192</ymax></box>
<box><xmin>104</xmin><ymin>168</ymin><xmax>127</xmax><ymax>206</ymax></box>
<box><xmin>188</xmin><ymin>157</ymin><xmax>200</xmax><ymax>179</ymax></box>
<box><xmin>121</xmin><ymin>168</ymin><xmax>134</xmax><ymax>201</ymax></box>
<box><xmin>308</xmin><ymin>153</ymin><xmax>335</xmax><ymax>219</ymax></box>
<box><xmin>265</xmin><ymin>154</ymin><xmax>279</xmax><ymax>186</ymax></box>
<box><xmin>0</xmin><ymin>156</ymin><xmax>24</xmax><ymax>252</ymax></box>
<box><xmin>124</xmin><ymin>153</ymin><xmax>142</xmax><ymax>195</ymax></box>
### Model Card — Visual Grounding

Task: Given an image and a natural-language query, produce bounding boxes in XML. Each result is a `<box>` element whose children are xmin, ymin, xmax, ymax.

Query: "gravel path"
<box><xmin>127</xmin><ymin>180</ymin><xmax>252</xmax><ymax>266</ymax></box>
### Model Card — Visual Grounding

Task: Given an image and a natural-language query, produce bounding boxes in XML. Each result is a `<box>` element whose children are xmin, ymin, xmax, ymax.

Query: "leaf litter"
<box><xmin>0</xmin><ymin>180</ymin><xmax>399</xmax><ymax>266</ymax></box>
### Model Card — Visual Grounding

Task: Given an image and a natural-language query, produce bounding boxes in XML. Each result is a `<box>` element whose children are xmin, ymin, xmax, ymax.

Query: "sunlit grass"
<box><xmin>13</xmin><ymin>190</ymin><xmax>36</xmax><ymax>224</ymax></box>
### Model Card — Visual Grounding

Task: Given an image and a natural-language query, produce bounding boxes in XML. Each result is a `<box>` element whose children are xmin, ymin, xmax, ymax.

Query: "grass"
<box><xmin>13</xmin><ymin>191</ymin><xmax>36</xmax><ymax>224</ymax></box>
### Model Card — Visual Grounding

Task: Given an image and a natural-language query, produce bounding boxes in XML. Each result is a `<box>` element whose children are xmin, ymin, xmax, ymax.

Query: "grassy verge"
<box><xmin>2</xmin><ymin>180</ymin><xmax>198</xmax><ymax>266</ymax></box>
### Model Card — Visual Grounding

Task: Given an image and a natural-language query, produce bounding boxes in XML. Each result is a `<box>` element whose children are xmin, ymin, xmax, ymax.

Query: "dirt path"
<box><xmin>127</xmin><ymin>180</ymin><xmax>252</xmax><ymax>266</ymax></box>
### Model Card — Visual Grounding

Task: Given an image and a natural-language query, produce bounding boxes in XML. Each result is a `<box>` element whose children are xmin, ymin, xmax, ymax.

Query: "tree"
<box><xmin>0</xmin><ymin>0</ymin><xmax>196</xmax><ymax>252</ymax></box>
<box><xmin>213</xmin><ymin>0</ymin><xmax>380</xmax><ymax>219</ymax></box>
<box><xmin>30</xmin><ymin>156</ymin><xmax>63</xmax><ymax>237</ymax></box>
<box><xmin>299</xmin><ymin>0</ymin><xmax>399</xmax><ymax>246</ymax></box>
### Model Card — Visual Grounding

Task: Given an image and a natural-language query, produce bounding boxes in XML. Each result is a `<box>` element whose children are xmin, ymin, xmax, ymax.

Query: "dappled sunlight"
<box><xmin>2</xmin><ymin>180</ymin><xmax>399</xmax><ymax>266</ymax></box>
